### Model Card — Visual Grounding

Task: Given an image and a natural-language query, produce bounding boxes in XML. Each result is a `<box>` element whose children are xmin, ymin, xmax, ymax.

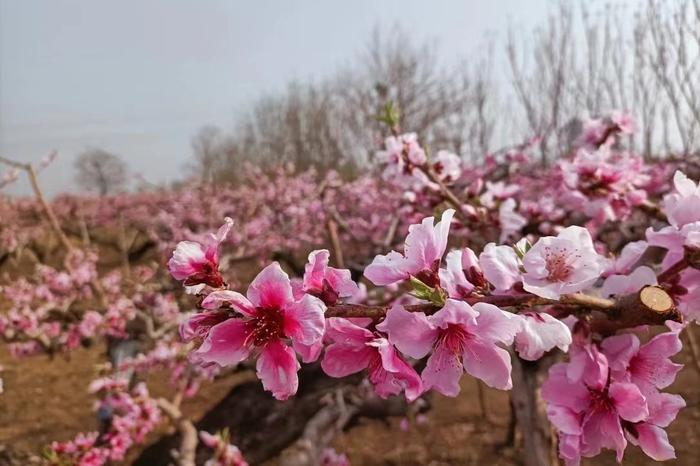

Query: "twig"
<box><xmin>118</xmin><ymin>214</ymin><xmax>132</xmax><ymax>279</ymax></box>
<box><xmin>326</xmin><ymin>219</ymin><xmax>345</xmax><ymax>269</ymax></box>
<box><xmin>156</xmin><ymin>397</ymin><xmax>198</xmax><ymax>466</ymax></box>
<box><xmin>0</xmin><ymin>155</ymin><xmax>74</xmax><ymax>252</ymax></box>
<box><xmin>326</xmin><ymin>287</ymin><xmax>681</xmax><ymax>330</ymax></box>
<box><xmin>420</xmin><ymin>165</ymin><xmax>470</xmax><ymax>223</ymax></box>
<box><xmin>657</xmin><ymin>257</ymin><xmax>689</xmax><ymax>283</ymax></box>
<box><xmin>383</xmin><ymin>215</ymin><xmax>401</xmax><ymax>248</ymax></box>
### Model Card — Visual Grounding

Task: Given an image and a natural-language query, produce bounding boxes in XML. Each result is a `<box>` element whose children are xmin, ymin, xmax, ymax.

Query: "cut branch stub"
<box><xmin>617</xmin><ymin>285</ymin><xmax>678</xmax><ymax>323</ymax></box>
<box><xmin>591</xmin><ymin>286</ymin><xmax>681</xmax><ymax>335</ymax></box>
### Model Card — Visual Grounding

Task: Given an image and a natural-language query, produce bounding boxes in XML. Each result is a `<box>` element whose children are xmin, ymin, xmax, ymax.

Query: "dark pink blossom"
<box><xmin>168</xmin><ymin>217</ymin><xmax>233</xmax><ymax>290</ymax></box>
<box><xmin>321</xmin><ymin>317</ymin><xmax>422</xmax><ymax>401</ymax></box>
<box><xmin>302</xmin><ymin>249</ymin><xmax>359</xmax><ymax>305</ymax></box>
<box><xmin>601</xmin><ymin>322</ymin><xmax>684</xmax><ymax>396</ymax></box>
<box><xmin>543</xmin><ymin>352</ymin><xmax>649</xmax><ymax>464</ymax></box>
<box><xmin>190</xmin><ymin>262</ymin><xmax>326</xmax><ymax>400</ymax></box>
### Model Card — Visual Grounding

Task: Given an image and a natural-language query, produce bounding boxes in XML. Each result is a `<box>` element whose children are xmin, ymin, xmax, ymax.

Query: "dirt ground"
<box><xmin>1</xmin><ymin>337</ymin><xmax>699</xmax><ymax>466</ymax></box>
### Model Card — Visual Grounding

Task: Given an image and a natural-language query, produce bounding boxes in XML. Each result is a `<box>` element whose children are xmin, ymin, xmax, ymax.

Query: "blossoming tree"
<box><xmin>1</xmin><ymin>109</ymin><xmax>699</xmax><ymax>465</ymax></box>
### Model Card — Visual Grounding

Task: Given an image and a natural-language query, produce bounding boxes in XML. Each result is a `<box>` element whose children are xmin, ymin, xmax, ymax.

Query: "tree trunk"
<box><xmin>510</xmin><ymin>354</ymin><xmax>560</xmax><ymax>466</ymax></box>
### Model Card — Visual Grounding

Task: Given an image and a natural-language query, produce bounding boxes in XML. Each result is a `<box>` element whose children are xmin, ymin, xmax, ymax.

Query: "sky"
<box><xmin>0</xmin><ymin>0</ymin><xmax>619</xmax><ymax>196</ymax></box>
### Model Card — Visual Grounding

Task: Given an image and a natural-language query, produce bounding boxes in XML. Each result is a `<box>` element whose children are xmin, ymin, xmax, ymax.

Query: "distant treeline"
<box><xmin>190</xmin><ymin>1</ymin><xmax>700</xmax><ymax>183</ymax></box>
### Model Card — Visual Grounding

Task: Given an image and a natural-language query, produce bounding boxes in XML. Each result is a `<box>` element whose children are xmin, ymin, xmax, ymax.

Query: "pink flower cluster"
<box><xmin>200</xmin><ymin>430</ymin><xmax>248</xmax><ymax>466</ymax></box>
<box><xmin>48</xmin><ymin>382</ymin><xmax>161</xmax><ymax>466</ymax></box>
<box><xmin>543</xmin><ymin>323</ymin><xmax>685</xmax><ymax>464</ymax></box>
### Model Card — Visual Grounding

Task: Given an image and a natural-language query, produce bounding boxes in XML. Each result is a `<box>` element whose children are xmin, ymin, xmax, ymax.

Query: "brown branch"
<box><xmin>420</xmin><ymin>165</ymin><xmax>470</xmax><ymax>223</ymax></box>
<box><xmin>657</xmin><ymin>257</ymin><xmax>689</xmax><ymax>283</ymax></box>
<box><xmin>326</xmin><ymin>219</ymin><xmax>345</xmax><ymax>269</ymax></box>
<box><xmin>156</xmin><ymin>397</ymin><xmax>198</xmax><ymax>466</ymax></box>
<box><xmin>382</xmin><ymin>215</ymin><xmax>401</xmax><ymax>248</ymax></box>
<box><xmin>279</xmin><ymin>389</ymin><xmax>359</xmax><ymax>466</ymax></box>
<box><xmin>0</xmin><ymin>155</ymin><xmax>74</xmax><ymax>252</ymax></box>
<box><xmin>326</xmin><ymin>287</ymin><xmax>681</xmax><ymax>331</ymax></box>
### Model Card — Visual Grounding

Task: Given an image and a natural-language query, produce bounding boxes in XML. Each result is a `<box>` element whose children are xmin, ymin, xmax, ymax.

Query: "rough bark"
<box><xmin>135</xmin><ymin>364</ymin><xmax>415</xmax><ymax>466</ymax></box>
<box><xmin>510</xmin><ymin>354</ymin><xmax>560</xmax><ymax>466</ymax></box>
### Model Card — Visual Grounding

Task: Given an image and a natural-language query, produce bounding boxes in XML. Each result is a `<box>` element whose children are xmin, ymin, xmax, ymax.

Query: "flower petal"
<box><xmin>375</xmin><ymin>304</ymin><xmax>438</xmax><ymax>359</ymax></box>
<box><xmin>201</xmin><ymin>290</ymin><xmax>256</xmax><ymax>317</ymax></box>
<box><xmin>192</xmin><ymin>319</ymin><xmax>251</xmax><ymax>367</ymax></box>
<box><xmin>372</xmin><ymin>338</ymin><xmax>423</xmax><ymax>401</ymax></box>
<box><xmin>247</xmin><ymin>262</ymin><xmax>293</xmax><ymax>309</ymax></box>
<box><xmin>461</xmin><ymin>337</ymin><xmax>513</xmax><ymax>390</ymax></box>
<box><xmin>421</xmin><ymin>341</ymin><xmax>464</xmax><ymax>396</ymax></box>
<box><xmin>321</xmin><ymin>343</ymin><xmax>373</xmax><ymax>377</ymax></box>
<box><xmin>283</xmin><ymin>294</ymin><xmax>326</xmax><ymax>346</ymax></box>
<box><xmin>609</xmin><ymin>382</ymin><xmax>649</xmax><ymax>423</ymax></box>
<box><xmin>256</xmin><ymin>340</ymin><xmax>300</xmax><ymax>400</ymax></box>
<box><xmin>472</xmin><ymin>302</ymin><xmax>521</xmax><ymax>345</ymax></box>
<box><xmin>364</xmin><ymin>250</ymin><xmax>411</xmax><ymax>286</ymax></box>
<box><xmin>632</xmin><ymin>424</ymin><xmax>676</xmax><ymax>461</ymax></box>
<box><xmin>479</xmin><ymin>243</ymin><xmax>521</xmax><ymax>292</ymax></box>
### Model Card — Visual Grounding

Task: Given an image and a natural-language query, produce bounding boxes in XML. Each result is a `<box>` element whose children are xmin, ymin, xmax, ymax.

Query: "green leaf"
<box><xmin>375</xmin><ymin>101</ymin><xmax>401</xmax><ymax>129</ymax></box>
<box><xmin>513</xmin><ymin>238</ymin><xmax>532</xmax><ymax>259</ymax></box>
<box><xmin>409</xmin><ymin>276</ymin><xmax>446</xmax><ymax>306</ymax></box>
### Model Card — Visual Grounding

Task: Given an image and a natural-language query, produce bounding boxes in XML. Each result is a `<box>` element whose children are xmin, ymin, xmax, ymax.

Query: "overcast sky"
<box><xmin>0</xmin><ymin>0</ymin><xmax>634</xmax><ymax>196</ymax></box>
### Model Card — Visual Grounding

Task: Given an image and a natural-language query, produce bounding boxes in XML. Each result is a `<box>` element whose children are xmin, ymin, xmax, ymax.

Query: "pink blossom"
<box><xmin>377</xmin><ymin>133</ymin><xmax>428</xmax><ymax>185</ymax></box>
<box><xmin>522</xmin><ymin>226</ymin><xmax>607</xmax><ymax>299</ymax></box>
<box><xmin>498</xmin><ymin>198</ymin><xmax>527</xmax><ymax>243</ymax></box>
<box><xmin>364</xmin><ymin>209</ymin><xmax>454</xmax><ymax>287</ymax></box>
<box><xmin>431</xmin><ymin>150</ymin><xmax>462</xmax><ymax>183</ymax></box>
<box><xmin>321</xmin><ymin>317</ymin><xmax>422</xmax><ymax>401</ymax></box>
<box><xmin>438</xmin><ymin>248</ymin><xmax>484</xmax><ymax>298</ymax></box>
<box><xmin>601</xmin><ymin>266</ymin><xmax>657</xmax><ymax>298</ymax></box>
<box><xmin>543</xmin><ymin>352</ymin><xmax>649</xmax><ymax>464</ymax></box>
<box><xmin>167</xmin><ymin>217</ymin><xmax>233</xmax><ymax>289</ymax></box>
<box><xmin>662</xmin><ymin>171</ymin><xmax>700</xmax><ymax>228</ymax></box>
<box><xmin>626</xmin><ymin>391</ymin><xmax>685</xmax><ymax>461</ymax></box>
<box><xmin>479</xmin><ymin>181</ymin><xmax>520</xmax><ymax>208</ymax></box>
<box><xmin>514</xmin><ymin>311</ymin><xmax>572</xmax><ymax>361</ymax></box>
<box><xmin>191</xmin><ymin>262</ymin><xmax>326</xmax><ymax>400</ymax></box>
<box><xmin>678</xmin><ymin>269</ymin><xmax>700</xmax><ymax>322</ymax></box>
<box><xmin>601</xmin><ymin>322</ymin><xmax>684</xmax><ymax>396</ymax></box>
<box><xmin>200</xmin><ymin>430</ymin><xmax>248</xmax><ymax>466</ymax></box>
<box><xmin>303</xmin><ymin>249</ymin><xmax>359</xmax><ymax>305</ymax></box>
<box><xmin>377</xmin><ymin>300</ymin><xmax>520</xmax><ymax>395</ymax></box>
<box><xmin>479</xmin><ymin>243</ymin><xmax>521</xmax><ymax>292</ymax></box>
<box><xmin>319</xmin><ymin>448</ymin><xmax>351</xmax><ymax>466</ymax></box>
<box><xmin>606</xmin><ymin>240</ymin><xmax>648</xmax><ymax>275</ymax></box>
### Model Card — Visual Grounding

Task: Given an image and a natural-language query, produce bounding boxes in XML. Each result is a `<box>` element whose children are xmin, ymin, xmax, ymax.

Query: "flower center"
<box><xmin>183</xmin><ymin>260</ymin><xmax>225</xmax><ymax>288</ymax></box>
<box><xmin>543</xmin><ymin>246</ymin><xmax>575</xmax><ymax>282</ymax></box>
<box><xmin>588</xmin><ymin>387</ymin><xmax>614</xmax><ymax>413</ymax></box>
<box><xmin>439</xmin><ymin>324</ymin><xmax>470</xmax><ymax>355</ymax></box>
<box><xmin>308</xmin><ymin>278</ymin><xmax>340</xmax><ymax>305</ymax></box>
<box><xmin>246</xmin><ymin>307</ymin><xmax>285</xmax><ymax>347</ymax></box>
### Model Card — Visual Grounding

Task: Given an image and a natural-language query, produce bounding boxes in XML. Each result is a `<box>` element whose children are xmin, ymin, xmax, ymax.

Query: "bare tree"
<box><xmin>191</xmin><ymin>125</ymin><xmax>225</xmax><ymax>184</ymax></box>
<box><xmin>643</xmin><ymin>0</ymin><xmax>700</xmax><ymax>153</ymax></box>
<box><xmin>337</xmin><ymin>26</ymin><xmax>484</xmax><ymax>163</ymax></box>
<box><xmin>191</xmin><ymin>2</ymin><xmax>700</xmax><ymax>179</ymax></box>
<box><xmin>191</xmin><ymin>26</ymin><xmax>496</xmax><ymax>181</ymax></box>
<box><xmin>74</xmin><ymin>149</ymin><xmax>128</xmax><ymax>195</ymax></box>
